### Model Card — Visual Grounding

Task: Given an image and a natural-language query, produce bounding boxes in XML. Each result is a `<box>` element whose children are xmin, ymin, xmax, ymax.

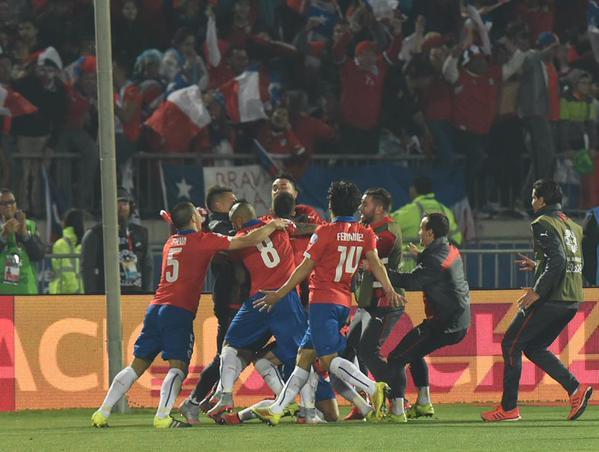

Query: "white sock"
<box><xmin>418</xmin><ymin>386</ymin><xmax>431</xmax><ymax>405</ymax></box>
<box><xmin>329</xmin><ymin>357</ymin><xmax>376</xmax><ymax>397</ymax></box>
<box><xmin>220</xmin><ymin>346</ymin><xmax>240</xmax><ymax>393</ymax></box>
<box><xmin>239</xmin><ymin>399</ymin><xmax>273</xmax><ymax>422</ymax></box>
<box><xmin>156</xmin><ymin>368</ymin><xmax>185</xmax><ymax>419</ymax></box>
<box><xmin>392</xmin><ymin>398</ymin><xmax>405</xmax><ymax>415</ymax></box>
<box><xmin>270</xmin><ymin>366</ymin><xmax>310</xmax><ymax>415</ymax></box>
<box><xmin>299</xmin><ymin>369</ymin><xmax>318</xmax><ymax>409</ymax></box>
<box><xmin>255</xmin><ymin>358</ymin><xmax>284</xmax><ymax>395</ymax></box>
<box><xmin>99</xmin><ymin>366</ymin><xmax>138</xmax><ymax>417</ymax></box>
<box><xmin>331</xmin><ymin>376</ymin><xmax>372</xmax><ymax>416</ymax></box>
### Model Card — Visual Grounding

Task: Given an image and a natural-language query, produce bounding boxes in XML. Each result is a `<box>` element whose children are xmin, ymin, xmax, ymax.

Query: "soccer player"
<box><xmin>91</xmin><ymin>202</ymin><xmax>288</xmax><ymax>429</ymax></box>
<box><xmin>386</xmin><ymin>213</ymin><xmax>471</xmax><ymax>423</ymax></box>
<box><xmin>252</xmin><ymin>181</ymin><xmax>405</xmax><ymax>426</ymax></box>
<box><xmin>207</xmin><ymin>200</ymin><xmax>308</xmax><ymax>422</ymax></box>
<box><xmin>339</xmin><ymin>187</ymin><xmax>406</xmax><ymax>421</ymax></box>
<box><xmin>481</xmin><ymin>180</ymin><xmax>592</xmax><ymax>422</ymax></box>
<box><xmin>180</xmin><ymin>185</ymin><xmax>247</xmax><ymax>424</ymax></box>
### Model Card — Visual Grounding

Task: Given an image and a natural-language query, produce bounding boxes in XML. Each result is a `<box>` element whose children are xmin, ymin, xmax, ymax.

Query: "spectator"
<box><xmin>207</xmin><ymin>45</ymin><xmax>249</xmax><ymax>88</ymax></box>
<box><xmin>11</xmin><ymin>47</ymin><xmax>67</xmax><ymax>216</ymax></box>
<box><xmin>161</xmin><ymin>26</ymin><xmax>209</xmax><ymax>95</ymax></box>
<box><xmin>332</xmin><ymin>16</ymin><xmax>403</xmax><ymax>154</ymax></box>
<box><xmin>285</xmin><ymin>90</ymin><xmax>335</xmax><ymax>178</ymax></box>
<box><xmin>113</xmin><ymin>54</ymin><xmax>142</xmax><ymax>191</ymax></box>
<box><xmin>559</xmin><ymin>70</ymin><xmax>598</xmax><ymax>156</ymax></box>
<box><xmin>192</xmin><ymin>91</ymin><xmax>236</xmax><ymax>165</ymax></box>
<box><xmin>132</xmin><ymin>49</ymin><xmax>165</xmax><ymax>121</ymax></box>
<box><xmin>582</xmin><ymin>205</ymin><xmax>599</xmax><ymax>286</ymax></box>
<box><xmin>49</xmin><ymin>208</ymin><xmax>84</xmax><ymax>294</ymax></box>
<box><xmin>390</xmin><ymin>176</ymin><xmax>462</xmax><ymax>271</ymax></box>
<box><xmin>80</xmin><ymin>187</ymin><xmax>152</xmax><ymax>294</ymax></box>
<box><xmin>443</xmin><ymin>36</ymin><xmax>524</xmax><ymax>208</ymax></box>
<box><xmin>517</xmin><ymin>32</ymin><xmax>561</xmax><ymax>188</ymax></box>
<box><xmin>112</xmin><ymin>0</ymin><xmax>147</xmax><ymax>65</ymax></box>
<box><xmin>55</xmin><ymin>55</ymin><xmax>98</xmax><ymax>211</ymax></box>
<box><xmin>17</xmin><ymin>19</ymin><xmax>41</xmax><ymax>54</ymax></box>
<box><xmin>0</xmin><ymin>188</ymin><xmax>44</xmax><ymax>294</ymax></box>
<box><xmin>256</xmin><ymin>106</ymin><xmax>306</xmax><ymax>172</ymax></box>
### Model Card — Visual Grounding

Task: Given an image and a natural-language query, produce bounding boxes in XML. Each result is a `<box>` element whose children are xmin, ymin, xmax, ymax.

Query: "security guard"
<box><xmin>391</xmin><ymin>176</ymin><xmax>462</xmax><ymax>271</ymax></box>
<box><xmin>481</xmin><ymin>180</ymin><xmax>592</xmax><ymax>422</ymax></box>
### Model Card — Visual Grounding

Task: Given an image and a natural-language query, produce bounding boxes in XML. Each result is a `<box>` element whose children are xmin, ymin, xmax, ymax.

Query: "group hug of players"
<box><xmin>91</xmin><ymin>175</ymin><xmax>593</xmax><ymax>428</ymax></box>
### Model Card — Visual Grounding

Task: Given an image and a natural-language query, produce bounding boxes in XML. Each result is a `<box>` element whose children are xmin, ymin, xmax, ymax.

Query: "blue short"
<box><xmin>315</xmin><ymin>376</ymin><xmax>335</xmax><ymax>402</ymax></box>
<box><xmin>300</xmin><ymin>303</ymin><xmax>350</xmax><ymax>357</ymax></box>
<box><xmin>134</xmin><ymin>304</ymin><xmax>195</xmax><ymax>363</ymax></box>
<box><xmin>225</xmin><ymin>291</ymin><xmax>307</xmax><ymax>364</ymax></box>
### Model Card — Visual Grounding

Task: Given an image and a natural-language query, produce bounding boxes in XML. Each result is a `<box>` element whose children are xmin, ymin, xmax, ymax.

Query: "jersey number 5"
<box><xmin>257</xmin><ymin>238</ymin><xmax>281</xmax><ymax>268</ymax></box>
<box><xmin>165</xmin><ymin>247</ymin><xmax>182</xmax><ymax>282</ymax></box>
<box><xmin>334</xmin><ymin>246</ymin><xmax>363</xmax><ymax>282</ymax></box>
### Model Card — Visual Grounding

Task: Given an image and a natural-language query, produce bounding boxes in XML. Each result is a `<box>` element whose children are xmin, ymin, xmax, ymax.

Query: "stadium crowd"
<box><xmin>0</xmin><ymin>0</ymin><xmax>598</xmax><ymax>219</ymax></box>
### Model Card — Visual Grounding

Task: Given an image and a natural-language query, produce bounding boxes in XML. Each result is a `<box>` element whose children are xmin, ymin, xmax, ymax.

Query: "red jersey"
<box><xmin>236</xmin><ymin>220</ymin><xmax>296</xmax><ymax>295</ymax></box>
<box><xmin>152</xmin><ymin>230</ymin><xmax>231</xmax><ymax>315</ymax></box>
<box><xmin>304</xmin><ymin>219</ymin><xmax>377</xmax><ymax>307</ymax></box>
<box><xmin>452</xmin><ymin>66</ymin><xmax>501</xmax><ymax>135</ymax></box>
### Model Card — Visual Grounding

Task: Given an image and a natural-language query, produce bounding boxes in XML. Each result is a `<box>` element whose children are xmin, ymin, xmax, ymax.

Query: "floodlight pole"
<box><xmin>93</xmin><ymin>0</ymin><xmax>126</xmax><ymax>412</ymax></box>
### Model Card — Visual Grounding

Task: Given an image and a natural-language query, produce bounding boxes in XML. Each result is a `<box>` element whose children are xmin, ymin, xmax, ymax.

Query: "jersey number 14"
<box><xmin>334</xmin><ymin>245</ymin><xmax>363</xmax><ymax>282</ymax></box>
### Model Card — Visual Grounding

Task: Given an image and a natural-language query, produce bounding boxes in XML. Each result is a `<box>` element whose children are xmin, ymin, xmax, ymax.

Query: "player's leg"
<box><xmin>358</xmin><ymin>308</ymin><xmax>404</xmax><ymax>384</ymax></box>
<box><xmin>521</xmin><ymin>303</ymin><xmax>592</xmax><ymax>420</ymax></box>
<box><xmin>252</xmin><ymin>343</ymin><xmax>316</xmax><ymax>425</ymax></box>
<box><xmin>331</xmin><ymin>374</ymin><xmax>373</xmax><ymax>419</ymax></box>
<box><xmin>154</xmin><ymin>305</ymin><xmax>195</xmax><ymax>428</ymax></box>
<box><xmin>314</xmin><ymin>377</ymin><xmax>339</xmax><ymax>422</ymax></box>
<box><xmin>311</xmin><ymin>304</ymin><xmax>387</xmax><ymax>420</ymax></box>
<box><xmin>210</xmin><ymin>295</ymin><xmax>270</xmax><ymax>418</ymax></box>
<box><xmin>181</xmin><ymin>311</ymin><xmax>231</xmax><ymax>422</ymax></box>
<box><xmin>92</xmin><ymin>305</ymin><xmax>160</xmax><ymax>427</ymax></box>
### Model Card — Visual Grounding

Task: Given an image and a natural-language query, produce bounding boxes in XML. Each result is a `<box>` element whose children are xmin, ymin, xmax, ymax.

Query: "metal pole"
<box><xmin>94</xmin><ymin>0</ymin><xmax>126</xmax><ymax>412</ymax></box>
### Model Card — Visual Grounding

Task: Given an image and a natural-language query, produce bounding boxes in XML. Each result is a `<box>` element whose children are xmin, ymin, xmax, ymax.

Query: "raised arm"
<box><xmin>228</xmin><ymin>219</ymin><xmax>288</xmax><ymax>250</ymax></box>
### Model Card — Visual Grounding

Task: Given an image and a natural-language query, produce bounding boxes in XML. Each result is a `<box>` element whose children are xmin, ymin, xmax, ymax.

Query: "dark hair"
<box><xmin>0</xmin><ymin>187</ymin><xmax>13</xmax><ymax>196</ymax></box>
<box><xmin>412</xmin><ymin>176</ymin><xmax>433</xmax><ymax>195</ymax></box>
<box><xmin>273</xmin><ymin>192</ymin><xmax>295</xmax><ymax>219</ymax></box>
<box><xmin>63</xmin><ymin>209</ymin><xmax>85</xmax><ymax>245</ymax></box>
<box><xmin>0</xmin><ymin>53</ymin><xmax>13</xmax><ymax>65</ymax></box>
<box><xmin>205</xmin><ymin>185</ymin><xmax>233</xmax><ymax>211</ymax></box>
<box><xmin>364</xmin><ymin>187</ymin><xmax>392</xmax><ymax>212</ymax></box>
<box><xmin>172</xmin><ymin>27</ymin><xmax>195</xmax><ymax>48</ymax></box>
<box><xmin>274</xmin><ymin>173</ymin><xmax>298</xmax><ymax>193</ymax></box>
<box><xmin>424</xmin><ymin>212</ymin><xmax>449</xmax><ymax>239</ymax></box>
<box><xmin>171</xmin><ymin>202</ymin><xmax>196</xmax><ymax>229</ymax></box>
<box><xmin>532</xmin><ymin>179</ymin><xmax>563</xmax><ymax>205</ymax></box>
<box><xmin>328</xmin><ymin>180</ymin><xmax>361</xmax><ymax>217</ymax></box>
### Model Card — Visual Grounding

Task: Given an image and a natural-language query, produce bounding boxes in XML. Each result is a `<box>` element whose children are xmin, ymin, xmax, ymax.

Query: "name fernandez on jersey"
<box><xmin>336</xmin><ymin>232</ymin><xmax>364</xmax><ymax>242</ymax></box>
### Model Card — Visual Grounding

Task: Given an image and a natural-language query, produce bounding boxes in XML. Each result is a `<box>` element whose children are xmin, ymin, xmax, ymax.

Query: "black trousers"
<box><xmin>388</xmin><ymin>321</ymin><xmax>467</xmax><ymax>398</ymax></box>
<box><xmin>190</xmin><ymin>311</ymin><xmax>234</xmax><ymax>402</ymax></box>
<box><xmin>500</xmin><ymin>300</ymin><xmax>579</xmax><ymax>410</ymax></box>
<box><xmin>343</xmin><ymin>307</ymin><xmax>403</xmax><ymax>381</ymax></box>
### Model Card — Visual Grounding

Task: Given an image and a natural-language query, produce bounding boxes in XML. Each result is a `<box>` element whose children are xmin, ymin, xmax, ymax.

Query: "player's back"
<box><xmin>304</xmin><ymin>220</ymin><xmax>376</xmax><ymax>307</ymax></box>
<box><xmin>237</xmin><ymin>220</ymin><xmax>296</xmax><ymax>295</ymax></box>
<box><xmin>152</xmin><ymin>231</ymin><xmax>231</xmax><ymax>314</ymax></box>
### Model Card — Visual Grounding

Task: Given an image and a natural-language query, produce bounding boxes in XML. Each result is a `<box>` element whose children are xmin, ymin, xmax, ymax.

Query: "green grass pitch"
<box><xmin>2</xmin><ymin>405</ymin><xmax>599</xmax><ymax>451</ymax></box>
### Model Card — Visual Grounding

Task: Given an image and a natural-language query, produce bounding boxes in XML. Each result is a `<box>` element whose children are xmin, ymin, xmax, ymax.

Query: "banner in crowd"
<box><xmin>1</xmin><ymin>289</ymin><xmax>598</xmax><ymax>411</ymax></box>
<box><xmin>203</xmin><ymin>164</ymin><xmax>272</xmax><ymax>216</ymax></box>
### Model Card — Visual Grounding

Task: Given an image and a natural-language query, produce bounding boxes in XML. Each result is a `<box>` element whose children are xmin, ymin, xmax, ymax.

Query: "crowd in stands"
<box><xmin>0</xmin><ymin>0</ymin><xmax>598</xmax><ymax>217</ymax></box>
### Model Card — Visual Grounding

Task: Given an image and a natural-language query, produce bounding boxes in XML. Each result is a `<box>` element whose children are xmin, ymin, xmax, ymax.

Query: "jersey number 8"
<box><xmin>257</xmin><ymin>238</ymin><xmax>281</xmax><ymax>268</ymax></box>
<box><xmin>334</xmin><ymin>245</ymin><xmax>363</xmax><ymax>282</ymax></box>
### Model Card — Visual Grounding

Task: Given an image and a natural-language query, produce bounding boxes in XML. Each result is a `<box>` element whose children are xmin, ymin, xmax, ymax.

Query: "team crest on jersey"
<box><xmin>309</xmin><ymin>233</ymin><xmax>319</xmax><ymax>245</ymax></box>
<box><xmin>564</xmin><ymin>229</ymin><xmax>578</xmax><ymax>254</ymax></box>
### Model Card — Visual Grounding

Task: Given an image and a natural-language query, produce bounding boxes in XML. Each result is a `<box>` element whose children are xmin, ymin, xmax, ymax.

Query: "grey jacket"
<box><xmin>389</xmin><ymin>237</ymin><xmax>471</xmax><ymax>333</ymax></box>
<box><xmin>518</xmin><ymin>50</ymin><xmax>551</xmax><ymax>118</ymax></box>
